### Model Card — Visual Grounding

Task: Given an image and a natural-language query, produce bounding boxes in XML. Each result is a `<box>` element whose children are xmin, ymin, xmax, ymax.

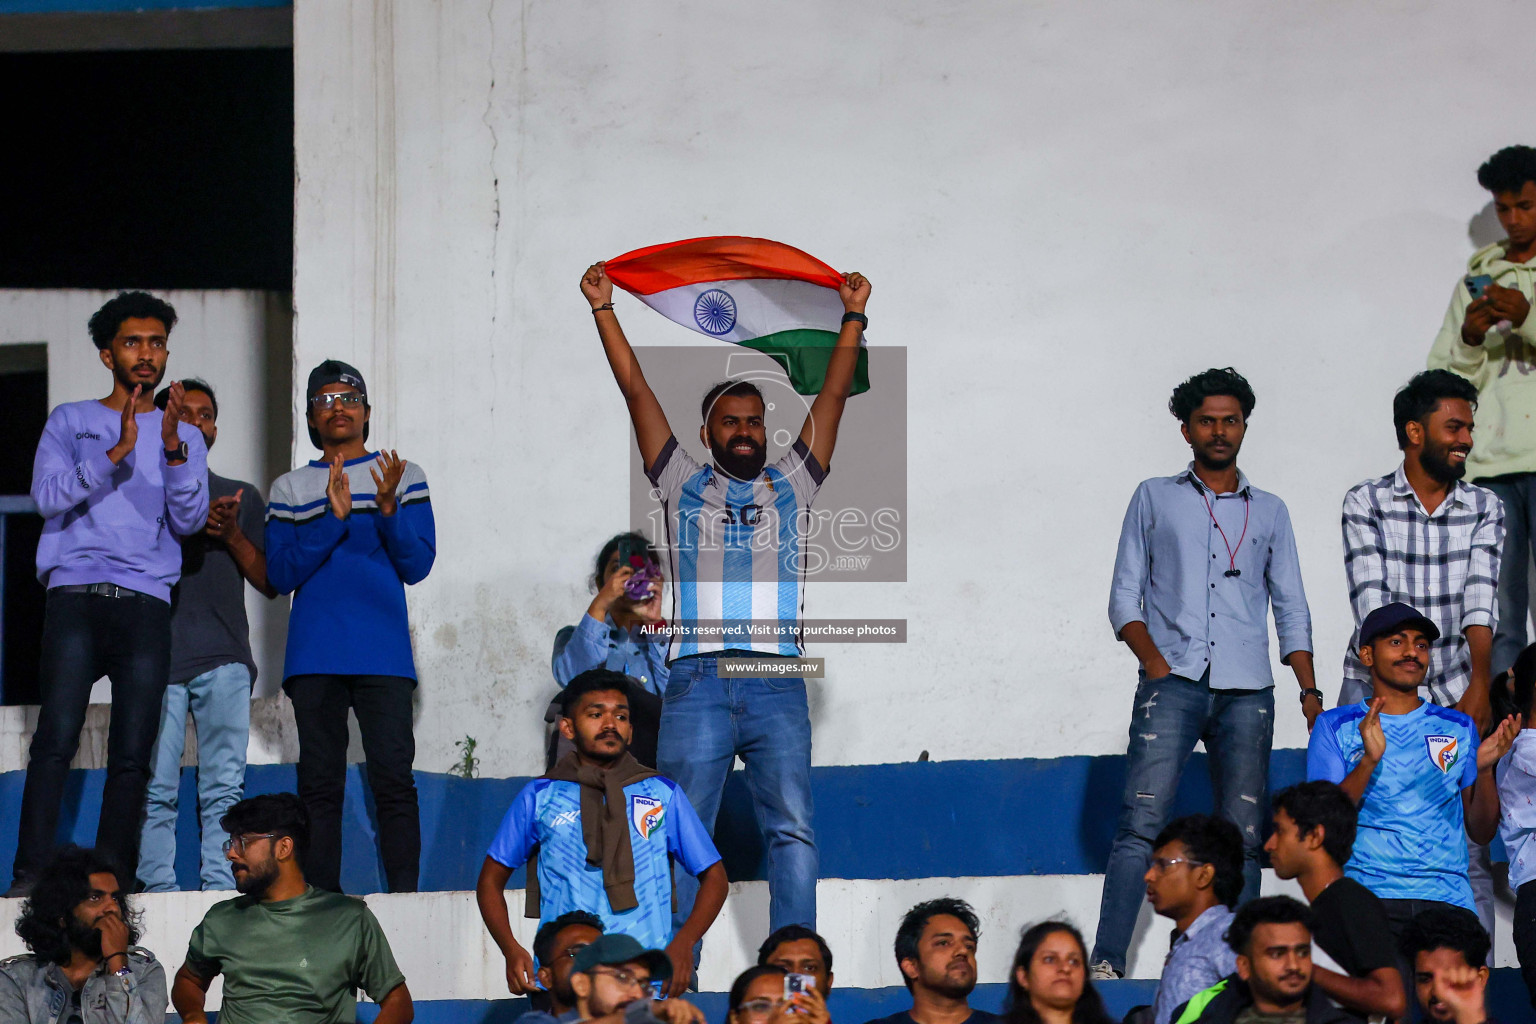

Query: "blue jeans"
<box><xmin>138</xmin><ymin>662</ymin><xmax>251</xmax><ymax>891</ymax></box>
<box><xmin>1481</xmin><ymin>473</ymin><xmax>1536</xmax><ymax>674</ymax></box>
<box><xmin>1090</xmin><ymin>670</ymin><xmax>1273</xmax><ymax>974</ymax></box>
<box><xmin>657</xmin><ymin>655</ymin><xmax>818</xmax><ymax>933</ymax></box>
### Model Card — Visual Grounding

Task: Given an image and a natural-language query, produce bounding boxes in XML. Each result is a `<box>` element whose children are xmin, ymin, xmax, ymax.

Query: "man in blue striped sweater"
<box><xmin>265</xmin><ymin>360</ymin><xmax>435</xmax><ymax>893</ymax></box>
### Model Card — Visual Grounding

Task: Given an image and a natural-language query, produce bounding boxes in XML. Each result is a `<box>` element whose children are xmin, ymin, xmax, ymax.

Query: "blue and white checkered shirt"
<box><xmin>1341</xmin><ymin>465</ymin><xmax>1504</xmax><ymax>706</ymax></box>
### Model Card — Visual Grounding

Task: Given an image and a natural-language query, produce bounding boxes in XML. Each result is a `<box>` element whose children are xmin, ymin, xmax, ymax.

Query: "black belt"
<box><xmin>52</xmin><ymin>583</ymin><xmax>151</xmax><ymax>600</ymax></box>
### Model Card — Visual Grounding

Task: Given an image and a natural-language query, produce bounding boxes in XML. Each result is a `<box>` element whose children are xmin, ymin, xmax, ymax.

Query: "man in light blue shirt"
<box><xmin>1091</xmin><ymin>368</ymin><xmax>1317</xmax><ymax>980</ymax></box>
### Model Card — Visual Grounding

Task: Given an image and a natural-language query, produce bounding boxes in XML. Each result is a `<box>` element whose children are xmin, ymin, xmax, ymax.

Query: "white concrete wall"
<box><xmin>0</xmin><ymin>289</ymin><xmax>296</xmax><ymax>769</ymax></box>
<box><xmin>293</xmin><ymin>0</ymin><xmax>1531</xmax><ymax>777</ymax></box>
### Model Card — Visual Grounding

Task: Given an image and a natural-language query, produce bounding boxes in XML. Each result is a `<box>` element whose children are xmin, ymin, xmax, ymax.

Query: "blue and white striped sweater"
<box><xmin>265</xmin><ymin>454</ymin><xmax>435</xmax><ymax>681</ymax></box>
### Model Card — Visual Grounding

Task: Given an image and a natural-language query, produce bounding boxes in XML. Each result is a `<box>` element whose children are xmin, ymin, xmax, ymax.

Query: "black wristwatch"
<box><xmin>1299</xmin><ymin>687</ymin><xmax>1324</xmax><ymax>705</ymax></box>
<box><xmin>163</xmin><ymin>441</ymin><xmax>188</xmax><ymax>463</ymax></box>
<box><xmin>841</xmin><ymin>311</ymin><xmax>868</xmax><ymax>327</ymax></box>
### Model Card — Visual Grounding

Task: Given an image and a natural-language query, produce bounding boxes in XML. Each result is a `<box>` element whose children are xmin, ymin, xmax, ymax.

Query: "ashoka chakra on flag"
<box><xmin>604</xmin><ymin>235</ymin><xmax>871</xmax><ymax>396</ymax></box>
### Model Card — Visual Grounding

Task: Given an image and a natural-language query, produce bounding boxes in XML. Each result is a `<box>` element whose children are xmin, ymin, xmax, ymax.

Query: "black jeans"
<box><xmin>1516</xmin><ymin>881</ymin><xmax>1536</xmax><ymax>1011</ymax></box>
<box><xmin>14</xmin><ymin>589</ymin><xmax>172</xmax><ymax>886</ymax></box>
<box><xmin>284</xmin><ymin>674</ymin><xmax>419</xmax><ymax>893</ymax></box>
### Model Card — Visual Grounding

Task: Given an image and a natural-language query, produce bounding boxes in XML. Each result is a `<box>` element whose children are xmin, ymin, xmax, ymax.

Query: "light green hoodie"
<box><xmin>1427</xmin><ymin>240</ymin><xmax>1536</xmax><ymax>478</ymax></box>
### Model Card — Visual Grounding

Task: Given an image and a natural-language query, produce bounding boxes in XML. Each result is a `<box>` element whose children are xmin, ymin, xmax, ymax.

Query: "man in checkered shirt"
<box><xmin>1340</xmin><ymin>370</ymin><xmax>1504</xmax><ymax>720</ymax></box>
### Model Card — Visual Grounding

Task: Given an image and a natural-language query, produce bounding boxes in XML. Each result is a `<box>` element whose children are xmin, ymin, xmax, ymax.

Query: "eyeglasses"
<box><xmin>1149</xmin><ymin>856</ymin><xmax>1204</xmax><ymax>874</ymax></box>
<box><xmin>222</xmin><ymin>833</ymin><xmax>279</xmax><ymax>855</ymax></box>
<box><xmin>561</xmin><ymin>943</ymin><xmax>592</xmax><ymax>959</ymax></box>
<box><xmin>736</xmin><ymin>999</ymin><xmax>781</xmax><ymax>1019</ymax></box>
<box><xmin>589</xmin><ymin>966</ymin><xmax>652</xmax><ymax>991</ymax></box>
<box><xmin>309</xmin><ymin>392</ymin><xmax>365</xmax><ymax>409</ymax></box>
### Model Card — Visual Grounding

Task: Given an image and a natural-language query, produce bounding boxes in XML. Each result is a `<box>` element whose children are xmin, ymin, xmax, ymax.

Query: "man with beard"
<box><xmin>0</xmin><ymin>845</ymin><xmax>166</xmax><ymax>1022</ymax></box>
<box><xmin>170</xmin><ymin>792</ymin><xmax>413</xmax><ymax>1023</ymax></box>
<box><xmin>1308</xmin><ymin>603</ymin><xmax>1514</xmax><ymax>989</ymax></box>
<box><xmin>266</xmin><ymin>360</ymin><xmax>435</xmax><ymax>894</ymax></box>
<box><xmin>477</xmin><ymin>669</ymin><xmax>727</xmax><ymax>997</ymax></box>
<box><xmin>1340</xmin><ymin>370</ymin><xmax>1505</xmax><ymax>938</ymax></box>
<box><xmin>139</xmin><ymin>379</ymin><xmax>277</xmax><ymax>893</ymax></box>
<box><xmin>9</xmin><ymin>291</ymin><xmax>209</xmax><ymax>895</ymax></box>
<box><xmin>1172</xmin><ymin>897</ymin><xmax>1355</xmax><ymax>1024</ymax></box>
<box><xmin>1399</xmin><ymin>906</ymin><xmax>1495</xmax><ymax>1024</ymax></box>
<box><xmin>518</xmin><ymin>911</ymin><xmax>604</xmax><ymax>1024</ymax></box>
<box><xmin>1341</xmin><ymin>370</ymin><xmax>1503</xmax><ymax>723</ymax></box>
<box><xmin>581</xmin><ymin>262</ymin><xmax>871</xmax><ymax>935</ymax></box>
<box><xmin>1093</xmin><ymin>368</ymin><xmax>1316</xmax><ymax>981</ymax></box>
<box><xmin>567</xmin><ymin>934</ymin><xmax>706</xmax><ymax>1024</ymax></box>
<box><xmin>862</xmin><ymin>898</ymin><xmax>997</xmax><ymax>1024</ymax></box>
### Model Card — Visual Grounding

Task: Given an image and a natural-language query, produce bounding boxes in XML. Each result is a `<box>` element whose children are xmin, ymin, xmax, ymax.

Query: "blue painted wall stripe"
<box><xmin>0</xmin><ymin>751</ymin><xmax>1319</xmax><ymax>893</ymax></box>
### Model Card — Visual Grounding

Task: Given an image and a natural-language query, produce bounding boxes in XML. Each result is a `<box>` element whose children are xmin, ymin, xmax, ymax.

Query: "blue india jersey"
<box><xmin>485</xmin><ymin>775</ymin><xmax>721</xmax><ymax>951</ymax></box>
<box><xmin>1307</xmin><ymin>700</ymin><xmax>1479</xmax><ymax>910</ymax></box>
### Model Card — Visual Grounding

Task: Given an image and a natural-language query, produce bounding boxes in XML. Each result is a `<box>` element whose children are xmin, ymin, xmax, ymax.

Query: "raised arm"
<box><xmin>372</xmin><ymin>454</ymin><xmax>436</xmax><ymax>585</ymax></box>
<box><xmin>798</xmin><ymin>272</ymin><xmax>870</xmax><ymax>470</ymax></box>
<box><xmin>583</xmin><ymin>262</ymin><xmax>674</xmax><ymax>472</ymax></box>
<box><xmin>206</xmin><ymin>489</ymin><xmax>278</xmax><ymax>599</ymax></box>
<box><xmin>263</xmin><ymin>474</ymin><xmax>350</xmax><ymax>595</ymax></box>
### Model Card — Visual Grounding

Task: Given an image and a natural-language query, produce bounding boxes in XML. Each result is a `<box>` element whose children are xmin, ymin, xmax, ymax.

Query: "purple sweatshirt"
<box><xmin>31</xmin><ymin>399</ymin><xmax>210</xmax><ymax>602</ymax></box>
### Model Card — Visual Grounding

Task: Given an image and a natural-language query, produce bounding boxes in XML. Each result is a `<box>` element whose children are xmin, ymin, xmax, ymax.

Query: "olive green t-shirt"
<box><xmin>184</xmin><ymin>886</ymin><xmax>405</xmax><ymax>1023</ymax></box>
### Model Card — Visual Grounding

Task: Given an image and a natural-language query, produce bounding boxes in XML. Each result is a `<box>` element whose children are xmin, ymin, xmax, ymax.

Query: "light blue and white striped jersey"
<box><xmin>484</xmin><ymin>775</ymin><xmax>721</xmax><ymax>951</ymax></box>
<box><xmin>646</xmin><ymin>435</ymin><xmax>826</xmax><ymax>661</ymax></box>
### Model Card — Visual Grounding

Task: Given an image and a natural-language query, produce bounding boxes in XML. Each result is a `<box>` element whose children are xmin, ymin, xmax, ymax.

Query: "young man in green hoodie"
<box><xmin>1428</xmin><ymin>144</ymin><xmax>1536</xmax><ymax>675</ymax></box>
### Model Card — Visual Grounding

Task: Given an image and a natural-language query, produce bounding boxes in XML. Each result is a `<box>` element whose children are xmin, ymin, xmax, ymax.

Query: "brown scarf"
<box><xmin>524</xmin><ymin>750</ymin><xmax>658</xmax><ymax>917</ymax></box>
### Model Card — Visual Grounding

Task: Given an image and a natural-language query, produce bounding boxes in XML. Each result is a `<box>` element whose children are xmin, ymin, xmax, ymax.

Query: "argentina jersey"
<box><xmin>646</xmin><ymin>435</ymin><xmax>826</xmax><ymax>661</ymax></box>
<box><xmin>484</xmin><ymin>775</ymin><xmax>720</xmax><ymax>951</ymax></box>
<box><xmin>1307</xmin><ymin>700</ymin><xmax>1480</xmax><ymax>910</ymax></box>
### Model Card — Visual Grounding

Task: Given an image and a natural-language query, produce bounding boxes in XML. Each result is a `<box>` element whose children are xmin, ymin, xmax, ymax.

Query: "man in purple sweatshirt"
<box><xmin>8</xmin><ymin>291</ymin><xmax>209</xmax><ymax>894</ymax></box>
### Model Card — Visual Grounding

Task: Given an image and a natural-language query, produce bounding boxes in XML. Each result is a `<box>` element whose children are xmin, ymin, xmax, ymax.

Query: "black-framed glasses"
<box><xmin>310</xmin><ymin>392</ymin><xmax>365</xmax><ymax>409</ymax></box>
<box><xmin>221</xmin><ymin>832</ymin><xmax>279</xmax><ymax>855</ymax></box>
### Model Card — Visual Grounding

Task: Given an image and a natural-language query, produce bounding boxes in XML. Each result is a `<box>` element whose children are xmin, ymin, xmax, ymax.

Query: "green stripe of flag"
<box><xmin>738</xmin><ymin>329</ymin><xmax>871</xmax><ymax>396</ymax></box>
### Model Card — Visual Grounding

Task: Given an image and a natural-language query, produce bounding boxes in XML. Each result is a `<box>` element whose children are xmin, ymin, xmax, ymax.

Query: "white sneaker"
<box><xmin>1088</xmin><ymin>960</ymin><xmax>1121</xmax><ymax>981</ymax></box>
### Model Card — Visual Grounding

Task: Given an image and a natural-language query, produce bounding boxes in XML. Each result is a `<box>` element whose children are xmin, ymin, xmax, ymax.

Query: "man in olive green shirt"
<box><xmin>170</xmin><ymin>793</ymin><xmax>412</xmax><ymax>1023</ymax></box>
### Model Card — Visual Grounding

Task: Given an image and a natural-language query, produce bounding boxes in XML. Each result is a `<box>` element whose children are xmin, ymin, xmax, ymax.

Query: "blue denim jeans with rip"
<box><xmin>1090</xmin><ymin>669</ymin><xmax>1273</xmax><ymax>975</ymax></box>
<box><xmin>138</xmin><ymin>662</ymin><xmax>250</xmax><ymax>891</ymax></box>
<box><xmin>658</xmin><ymin>654</ymin><xmax>818</xmax><ymax>937</ymax></box>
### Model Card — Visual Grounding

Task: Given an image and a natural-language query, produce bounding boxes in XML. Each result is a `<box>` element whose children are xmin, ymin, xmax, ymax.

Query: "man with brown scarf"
<box><xmin>477</xmin><ymin>670</ymin><xmax>728</xmax><ymax>997</ymax></box>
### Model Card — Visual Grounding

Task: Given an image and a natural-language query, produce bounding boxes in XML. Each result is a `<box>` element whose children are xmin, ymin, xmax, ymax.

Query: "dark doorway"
<box><xmin>0</xmin><ymin>347</ymin><xmax>48</xmax><ymax>705</ymax></box>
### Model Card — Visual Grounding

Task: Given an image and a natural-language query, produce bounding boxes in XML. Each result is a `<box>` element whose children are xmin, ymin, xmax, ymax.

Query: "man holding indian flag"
<box><xmin>580</xmin><ymin>237</ymin><xmax>871</xmax><ymax>936</ymax></box>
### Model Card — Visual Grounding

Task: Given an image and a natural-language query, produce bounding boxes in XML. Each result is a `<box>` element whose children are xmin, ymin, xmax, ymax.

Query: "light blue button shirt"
<box><xmin>551</xmin><ymin>613</ymin><xmax>669</xmax><ymax>696</ymax></box>
<box><xmin>1109</xmin><ymin>465</ymin><xmax>1313</xmax><ymax>689</ymax></box>
<box><xmin>1499</xmin><ymin>730</ymin><xmax>1536</xmax><ymax>890</ymax></box>
<box><xmin>1153</xmin><ymin>904</ymin><xmax>1237</xmax><ymax>1024</ymax></box>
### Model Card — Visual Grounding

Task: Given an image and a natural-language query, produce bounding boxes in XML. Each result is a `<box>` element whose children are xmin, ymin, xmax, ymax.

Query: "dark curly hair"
<box><xmin>1003</xmin><ymin>921</ymin><xmax>1112</xmax><ymax>1024</ymax></box>
<box><xmin>1399</xmin><ymin>905</ymin><xmax>1489</xmax><ymax>969</ymax></box>
<box><xmin>1477</xmin><ymin>145</ymin><xmax>1536</xmax><ymax>196</ymax></box>
<box><xmin>894</xmin><ymin>897</ymin><xmax>980</xmax><ymax>989</ymax></box>
<box><xmin>559</xmin><ymin>668</ymin><xmax>635</xmax><ymax>718</ymax></box>
<box><xmin>1168</xmin><ymin>368</ymin><xmax>1255</xmax><ymax>424</ymax></box>
<box><xmin>87</xmin><ymin>291</ymin><xmax>177</xmax><ymax>351</ymax></box>
<box><xmin>1224</xmin><ymin>895</ymin><xmax>1314</xmax><ymax>955</ymax></box>
<box><xmin>1392</xmin><ymin>370</ymin><xmax>1478</xmax><ymax>449</ymax></box>
<box><xmin>1272</xmin><ymin>781</ymin><xmax>1357</xmax><ymax>867</ymax></box>
<box><xmin>1154</xmin><ymin>814</ymin><xmax>1245</xmax><ymax>909</ymax></box>
<box><xmin>15</xmin><ymin>846</ymin><xmax>141</xmax><ymax>965</ymax></box>
<box><xmin>220</xmin><ymin>792</ymin><xmax>311</xmax><ymax>867</ymax></box>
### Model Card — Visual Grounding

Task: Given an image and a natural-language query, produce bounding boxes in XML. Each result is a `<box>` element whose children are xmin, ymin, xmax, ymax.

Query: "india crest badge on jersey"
<box><xmin>631</xmin><ymin>795</ymin><xmax>665</xmax><ymax>840</ymax></box>
<box><xmin>1425</xmin><ymin>735</ymin><xmax>1459</xmax><ymax>774</ymax></box>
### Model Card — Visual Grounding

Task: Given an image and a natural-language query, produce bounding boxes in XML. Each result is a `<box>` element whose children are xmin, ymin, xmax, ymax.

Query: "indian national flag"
<box><xmin>605</xmin><ymin>235</ymin><xmax>870</xmax><ymax>395</ymax></box>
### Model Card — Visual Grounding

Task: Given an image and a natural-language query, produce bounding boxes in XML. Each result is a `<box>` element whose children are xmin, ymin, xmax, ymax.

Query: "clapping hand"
<box><xmin>160</xmin><ymin>379</ymin><xmax>186</xmax><ymax>454</ymax></box>
<box><xmin>1359</xmin><ymin>697</ymin><xmax>1387</xmax><ymax>764</ymax></box>
<box><xmin>326</xmin><ymin>455</ymin><xmax>352</xmax><ymax>521</ymax></box>
<box><xmin>108</xmin><ymin>385</ymin><xmax>141</xmax><ymax>464</ymax></box>
<box><xmin>206</xmin><ymin>489</ymin><xmax>245</xmax><ymax>543</ymax></box>
<box><xmin>370</xmin><ymin>450</ymin><xmax>406</xmax><ymax>516</ymax></box>
<box><xmin>1478</xmin><ymin>714</ymin><xmax>1521</xmax><ymax>772</ymax></box>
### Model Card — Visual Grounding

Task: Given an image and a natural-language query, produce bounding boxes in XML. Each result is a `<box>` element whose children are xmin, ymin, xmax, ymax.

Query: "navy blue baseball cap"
<box><xmin>1359</xmin><ymin>602</ymin><xmax>1440</xmax><ymax>646</ymax></box>
<box><xmin>305</xmin><ymin>359</ymin><xmax>370</xmax><ymax>449</ymax></box>
<box><xmin>570</xmin><ymin>933</ymin><xmax>672</xmax><ymax>984</ymax></box>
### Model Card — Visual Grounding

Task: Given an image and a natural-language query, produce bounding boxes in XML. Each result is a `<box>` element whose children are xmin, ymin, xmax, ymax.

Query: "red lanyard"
<box><xmin>1199</xmin><ymin>486</ymin><xmax>1250</xmax><ymax>578</ymax></box>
